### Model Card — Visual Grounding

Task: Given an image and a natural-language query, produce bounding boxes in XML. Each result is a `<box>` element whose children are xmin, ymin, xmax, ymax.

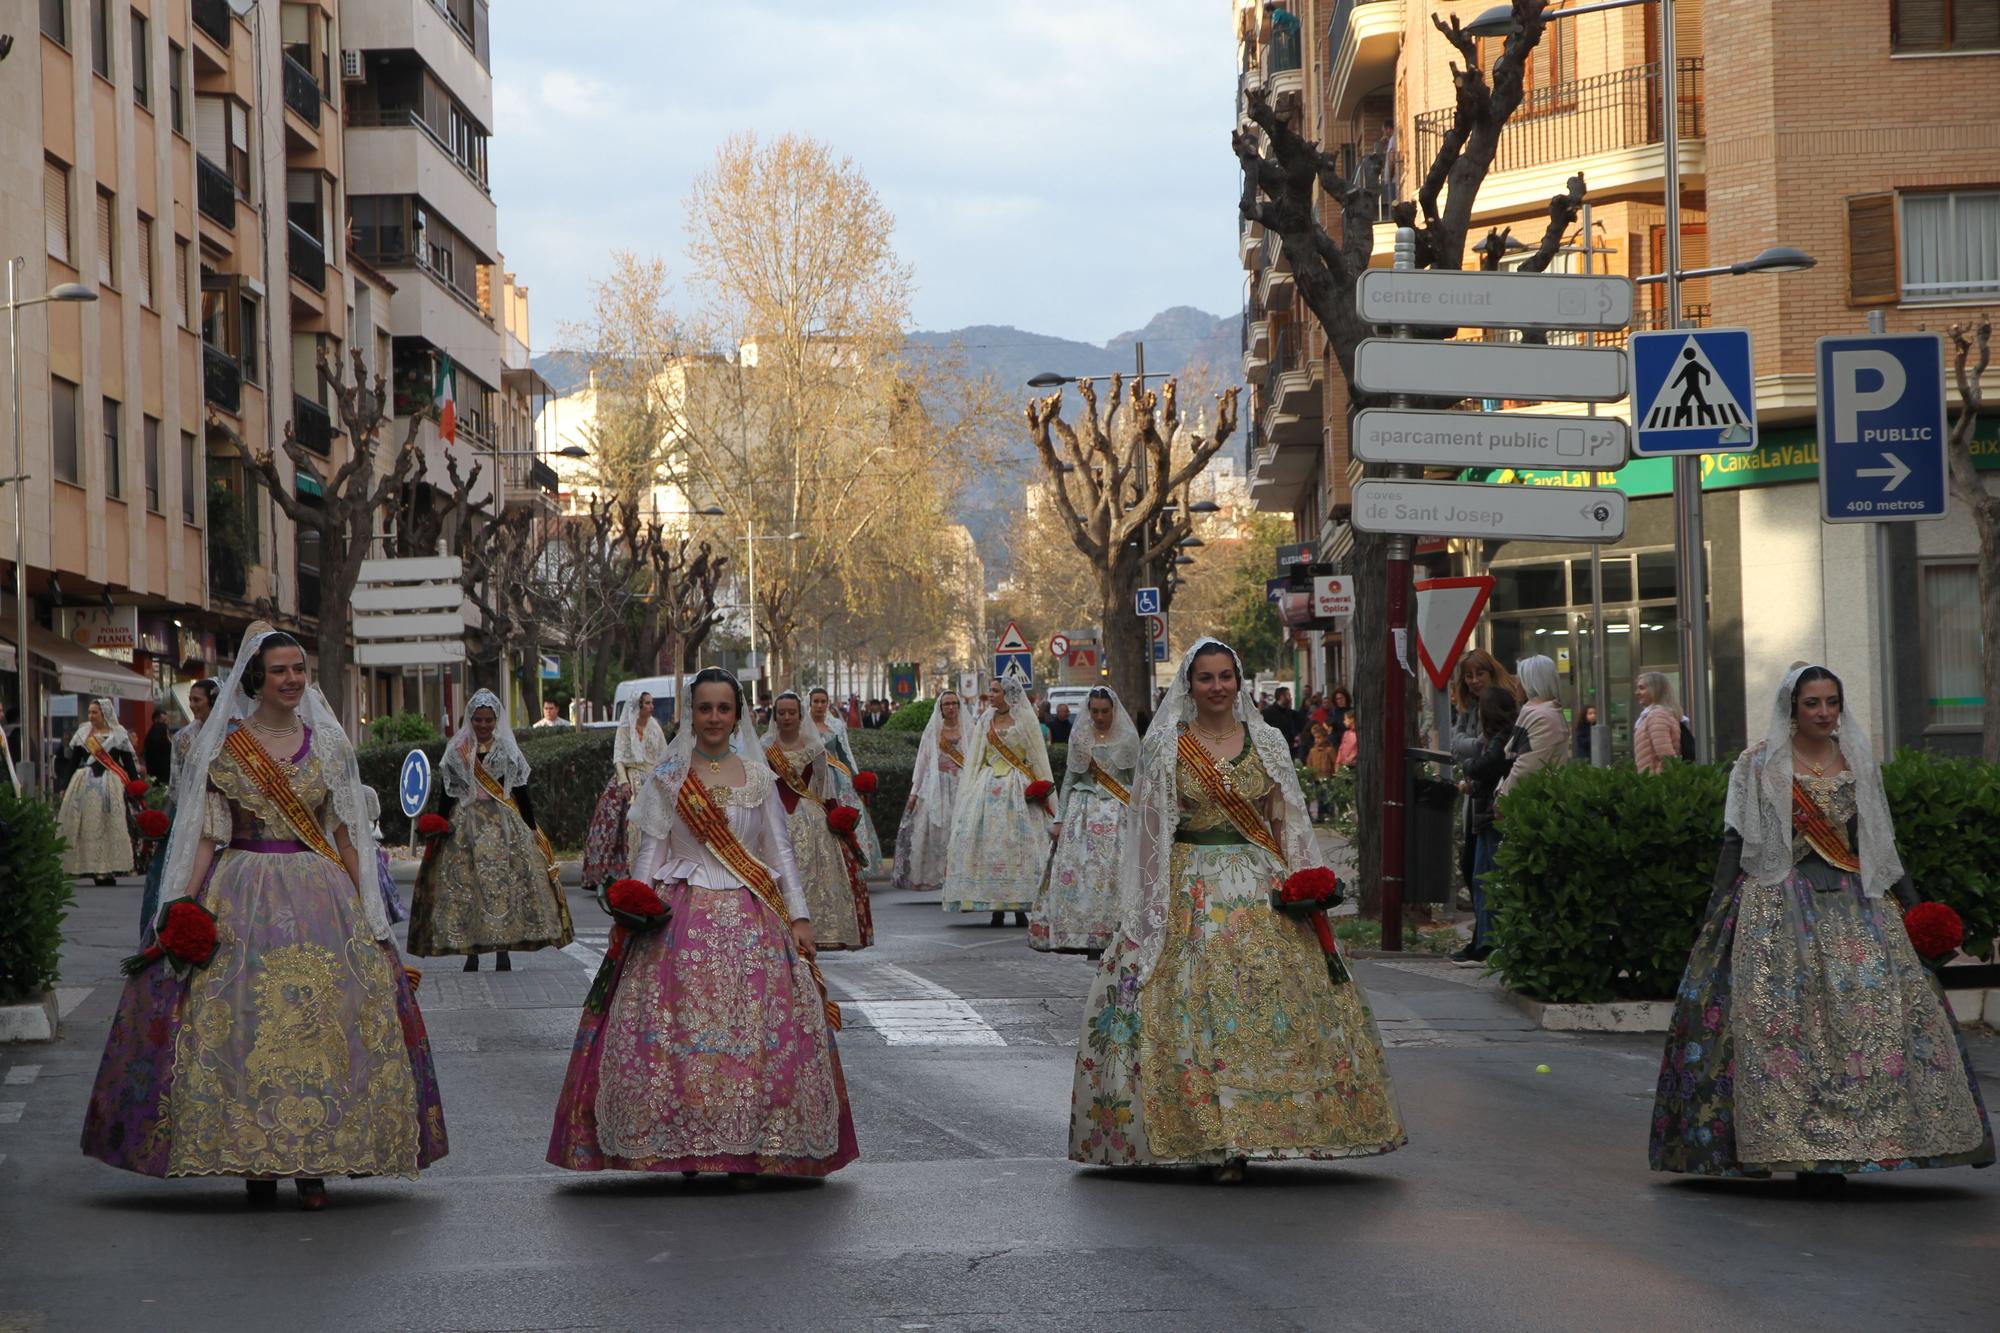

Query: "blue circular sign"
<box><xmin>398</xmin><ymin>748</ymin><xmax>432</xmax><ymax>818</ymax></box>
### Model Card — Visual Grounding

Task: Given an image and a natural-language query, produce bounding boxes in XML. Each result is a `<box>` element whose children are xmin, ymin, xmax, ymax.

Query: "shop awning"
<box><xmin>0</xmin><ymin>623</ymin><xmax>154</xmax><ymax>700</ymax></box>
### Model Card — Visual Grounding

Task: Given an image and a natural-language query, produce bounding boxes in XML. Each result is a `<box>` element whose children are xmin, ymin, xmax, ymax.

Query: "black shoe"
<box><xmin>463</xmin><ymin>956</ymin><xmax>480</xmax><ymax>972</ymax></box>
<box><xmin>245</xmin><ymin>1179</ymin><xmax>278</xmax><ymax>1205</ymax></box>
<box><xmin>1012</xmin><ymin>912</ymin><xmax>1028</xmax><ymax>927</ymax></box>
<box><xmin>495</xmin><ymin>952</ymin><xmax>512</xmax><ymax>972</ymax></box>
<box><xmin>990</xmin><ymin>912</ymin><xmax>1005</xmax><ymax>927</ymax></box>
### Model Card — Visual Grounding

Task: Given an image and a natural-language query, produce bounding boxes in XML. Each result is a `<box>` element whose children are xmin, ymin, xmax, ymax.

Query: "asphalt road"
<box><xmin>3</xmin><ymin>870</ymin><xmax>1996</xmax><ymax>1332</ymax></box>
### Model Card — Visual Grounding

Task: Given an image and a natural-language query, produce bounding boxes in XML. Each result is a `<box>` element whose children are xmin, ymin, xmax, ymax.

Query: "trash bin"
<box><xmin>1404</xmin><ymin>766</ymin><xmax>1459</xmax><ymax>907</ymax></box>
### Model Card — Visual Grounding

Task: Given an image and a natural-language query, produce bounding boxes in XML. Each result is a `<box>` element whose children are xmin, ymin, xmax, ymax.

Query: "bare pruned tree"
<box><xmin>1946</xmin><ymin>316</ymin><xmax>1996</xmax><ymax>761</ymax></box>
<box><xmin>208</xmin><ymin>349</ymin><xmax>425</xmax><ymax>727</ymax></box>
<box><xmin>1024</xmin><ymin>377</ymin><xmax>1240</xmax><ymax>707</ymax></box>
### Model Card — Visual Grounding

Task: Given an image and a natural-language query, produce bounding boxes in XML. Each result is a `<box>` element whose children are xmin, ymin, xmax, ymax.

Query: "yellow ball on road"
<box><xmin>1535</xmin><ymin>1064</ymin><xmax>1551</xmax><ymax>1075</ymax></box>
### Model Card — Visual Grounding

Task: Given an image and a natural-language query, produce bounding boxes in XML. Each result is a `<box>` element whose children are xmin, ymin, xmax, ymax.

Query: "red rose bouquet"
<box><xmin>125</xmin><ymin>778</ymin><xmax>150</xmax><ymax>801</ymax></box>
<box><xmin>1025</xmin><ymin>779</ymin><xmax>1056</xmax><ymax>814</ymax></box>
<box><xmin>601</xmin><ymin>877</ymin><xmax>671</xmax><ymax>932</ymax></box>
<box><xmin>121</xmin><ymin>898</ymin><xmax>220</xmax><ymax>978</ymax></box>
<box><xmin>826</xmin><ymin>804</ymin><xmax>863</xmax><ymax>854</ymax></box>
<box><xmin>136</xmin><ymin>809</ymin><xmax>171</xmax><ymax>841</ymax></box>
<box><xmin>1904</xmin><ymin>901</ymin><xmax>1964</xmax><ymax>966</ymax></box>
<box><xmin>416</xmin><ymin>813</ymin><xmax>450</xmax><ymax>840</ymax></box>
<box><xmin>1270</xmin><ymin>867</ymin><xmax>1348</xmax><ymax>985</ymax></box>
<box><xmin>852</xmin><ymin>770</ymin><xmax>878</xmax><ymax>800</ymax></box>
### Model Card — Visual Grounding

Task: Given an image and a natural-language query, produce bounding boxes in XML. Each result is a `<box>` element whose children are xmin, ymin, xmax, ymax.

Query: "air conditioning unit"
<box><xmin>341</xmin><ymin>49</ymin><xmax>364</xmax><ymax>81</ymax></box>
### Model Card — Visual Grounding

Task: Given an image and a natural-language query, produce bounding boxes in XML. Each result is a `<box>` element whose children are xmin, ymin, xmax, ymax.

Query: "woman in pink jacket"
<box><xmin>1632</xmin><ymin>672</ymin><xmax>1682</xmax><ymax>774</ymax></box>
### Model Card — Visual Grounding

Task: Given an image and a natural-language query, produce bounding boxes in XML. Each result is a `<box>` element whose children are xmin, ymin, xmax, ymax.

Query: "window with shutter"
<box><xmin>1894</xmin><ymin>0</ymin><xmax>2000</xmax><ymax>51</ymax></box>
<box><xmin>44</xmin><ymin>158</ymin><xmax>71</xmax><ymax>264</ymax></box>
<box><xmin>96</xmin><ymin>188</ymin><xmax>115</xmax><ymax>287</ymax></box>
<box><xmin>229</xmin><ymin>102</ymin><xmax>252</xmax><ymax>192</ymax></box>
<box><xmin>169</xmin><ymin>41</ymin><xmax>186</xmax><ymax>133</ymax></box>
<box><xmin>89</xmin><ymin>0</ymin><xmax>108</xmax><ymax>78</ymax></box>
<box><xmin>181</xmin><ymin>431</ymin><xmax>198</xmax><ymax>523</ymax></box>
<box><xmin>132</xmin><ymin>12</ymin><xmax>150</xmax><ymax>109</ymax></box>
<box><xmin>1847</xmin><ymin>193</ymin><xmax>1900</xmax><ymax>305</ymax></box>
<box><xmin>176</xmin><ymin>239</ymin><xmax>191</xmax><ymax>327</ymax></box>
<box><xmin>41</xmin><ymin>0</ymin><xmax>66</xmax><ymax>46</ymax></box>
<box><xmin>103</xmin><ymin>397</ymin><xmax>123</xmax><ymax>498</ymax></box>
<box><xmin>144</xmin><ymin>417</ymin><xmax>162</xmax><ymax>513</ymax></box>
<box><xmin>195</xmin><ymin>96</ymin><xmax>228</xmax><ymax>169</ymax></box>
<box><xmin>1902</xmin><ymin>189</ymin><xmax>2000</xmax><ymax>302</ymax></box>
<box><xmin>52</xmin><ymin>377</ymin><xmax>81</xmax><ymax>485</ymax></box>
<box><xmin>137</xmin><ymin>216</ymin><xmax>155</xmax><ymax>308</ymax></box>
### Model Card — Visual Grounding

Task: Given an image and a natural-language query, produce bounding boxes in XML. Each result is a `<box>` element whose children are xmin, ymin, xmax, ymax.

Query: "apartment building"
<box><xmin>1236</xmin><ymin>0</ymin><xmax>2000</xmax><ymax>756</ymax></box>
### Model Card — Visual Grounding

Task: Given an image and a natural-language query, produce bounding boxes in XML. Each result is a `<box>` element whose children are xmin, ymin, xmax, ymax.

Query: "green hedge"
<box><xmin>882</xmin><ymin>700</ymin><xmax>933</xmax><ymax>733</ymax></box>
<box><xmin>1486</xmin><ymin>750</ymin><xmax>2000</xmax><ymax>1004</ymax></box>
<box><xmin>0</xmin><ymin>790</ymin><xmax>74</xmax><ymax>1004</ymax></box>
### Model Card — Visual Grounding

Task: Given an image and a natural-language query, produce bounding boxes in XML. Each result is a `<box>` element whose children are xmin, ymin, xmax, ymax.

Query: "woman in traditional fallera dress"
<box><xmin>407</xmin><ymin>690</ymin><xmax>575</xmax><ymax>972</ymax></box>
<box><xmin>139</xmin><ymin>679</ymin><xmax>218</xmax><ymax>939</ymax></box>
<box><xmin>1031</xmin><ymin>686</ymin><xmax>1136</xmax><ymax>957</ymax></box>
<box><xmin>59</xmin><ymin>697</ymin><xmax>138</xmax><ymax>884</ymax></box>
<box><xmin>1650</xmin><ymin>664</ymin><xmax>1993</xmax><ymax>1184</ymax></box>
<box><xmin>810</xmin><ymin>687</ymin><xmax>883</xmax><ymax>870</ymax></box>
<box><xmin>943</xmin><ymin>677</ymin><xmax>1055</xmax><ymax>926</ymax></box>
<box><xmin>890</xmin><ymin>690</ymin><xmax>966</xmax><ymax>894</ymax></box>
<box><xmin>1070</xmin><ymin>638</ymin><xmax>1405</xmax><ymax>1181</ymax></box>
<box><xmin>547</xmin><ymin>667</ymin><xmax>859</xmax><ymax>1180</ymax></box>
<box><xmin>81</xmin><ymin>626</ymin><xmax>447</xmax><ymax>1209</ymax></box>
<box><xmin>764</xmin><ymin>693</ymin><xmax>870</xmax><ymax>951</ymax></box>
<box><xmin>581</xmin><ymin>691</ymin><xmax>669</xmax><ymax>893</ymax></box>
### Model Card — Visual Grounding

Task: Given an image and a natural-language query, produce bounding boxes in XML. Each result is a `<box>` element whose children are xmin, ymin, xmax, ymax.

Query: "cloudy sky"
<box><xmin>489</xmin><ymin>1</ymin><xmax>1244</xmax><ymax>349</ymax></box>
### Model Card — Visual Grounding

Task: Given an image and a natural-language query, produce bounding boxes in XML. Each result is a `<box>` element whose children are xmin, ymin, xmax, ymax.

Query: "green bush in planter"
<box><xmin>0</xmin><ymin>790</ymin><xmax>75</xmax><ymax>1005</ymax></box>
<box><xmin>882</xmin><ymin>699</ymin><xmax>933</xmax><ymax>734</ymax></box>
<box><xmin>361</xmin><ymin>728</ymin><xmax>618</xmax><ymax>850</ymax></box>
<box><xmin>1882</xmin><ymin>749</ymin><xmax>2000</xmax><ymax>957</ymax></box>
<box><xmin>1484</xmin><ymin>761</ymin><xmax>1729</xmax><ymax>1004</ymax></box>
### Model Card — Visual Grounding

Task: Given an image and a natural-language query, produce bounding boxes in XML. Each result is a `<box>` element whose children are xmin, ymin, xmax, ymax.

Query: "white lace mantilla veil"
<box><xmin>629</xmin><ymin>668</ymin><xmax>778</xmax><ymax>842</ymax></box>
<box><xmin>1724</xmin><ymin>662</ymin><xmax>1904</xmax><ymax>899</ymax></box>
<box><xmin>910</xmin><ymin>690</ymin><xmax>964</xmax><ymax>815</ymax></box>
<box><xmin>950</xmin><ymin>677</ymin><xmax>1055</xmax><ymax>828</ymax></box>
<box><xmin>612</xmin><ymin>692</ymin><xmax>668</xmax><ymax>769</ymax></box>
<box><xmin>761</xmin><ymin>690</ymin><xmax>836</xmax><ymax>800</ymax></box>
<box><xmin>440</xmin><ymin>688</ymin><xmax>530</xmax><ymax>801</ymax></box>
<box><xmin>1118</xmin><ymin>636</ymin><xmax>1337</xmax><ymax>985</ymax></box>
<box><xmin>71</xmin><ymin>696</ymin><xmax>132</xmax><ymax>752</ymax></box>
<box><xmin>152</xmin><ymin>624</ymin><xmax>387</xmax><ymax>940</ymax></box>
<box><xmin>1066</xmin><ymin>685</ymin><xmax>1140</xmax><ymax>779</ymax></box>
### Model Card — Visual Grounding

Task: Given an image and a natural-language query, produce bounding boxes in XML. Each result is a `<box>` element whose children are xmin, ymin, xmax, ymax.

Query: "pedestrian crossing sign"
<box><xmin>1628</xmin><ymin>327</ymin><xmax>1757</xmax><ymax>456</ymax></box>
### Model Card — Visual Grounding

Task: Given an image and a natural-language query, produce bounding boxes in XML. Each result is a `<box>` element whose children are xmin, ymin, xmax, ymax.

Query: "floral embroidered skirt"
<box><xmin>1069</xmin><ymin>841</ymin><xmax>1405</xmax><ymax>1167</ymax></box>
<box><xmin>580</xmin><ymin>775</ymin><xmax>633</xmax><ymax>892</ymax></box>
<box><xmin>81</xmin><ymin>848</ymin><xmax>448</xmax><ymax>1179</ymax></box>
<box><xmin>942</xmin><ymin>769</ymin><xmax>1047</xmax><ymax>913</ymax></box>
<box><xmin>407</xmin><ymin>799</ymin><xmax>573</xmax><ymax>957</ymax></box>
<box><xmin>59</xmin><ymin>768</ymin><xmax>133</xmax><ymax>877</ymax></box>
<box><xmin>1650</xmin><ymin>863</ymin><xmax>1993</xmax><ymax>1176</ymax></box>
<box><xmin>546</xmin><ymin>881</ymin><xmax>858</xmax><ymax>1177</ymax></box>
<box><xmin>890</xmin><ymin>781</ymin><xmax>958</xmax><ymax>893</ymax></box>
<box><xmin>790</xmin><ymin>804</ymin><xmax>869</xmax><ymax>951</ymax></box>
<box><xmin>1029</xmin><ymin>786</ymin><xmax>1124</xmax><ymax>955</ymax></box>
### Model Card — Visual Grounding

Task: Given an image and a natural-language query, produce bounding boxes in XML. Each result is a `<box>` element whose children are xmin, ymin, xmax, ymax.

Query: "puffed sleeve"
<box><xmin>201</xmin><ymin>788</ymin><xmax>232</xmax><ymax>844</ymax></box>
<box><xmin>758</xmin><ymin>783</ymin><xmax>810</xmax><ymax>921</ymax></box>
<box><xmin>631</xmin><ymin>830</ymin><xmax>663</xmax><ymax>886</ymax></box>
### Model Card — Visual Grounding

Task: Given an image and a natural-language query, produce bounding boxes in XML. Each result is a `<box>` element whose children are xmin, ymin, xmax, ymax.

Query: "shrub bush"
<box><xmin>882</xmin><ymin>699</ymin><xmax>933</xmax><ymax>733</ymax></box>
<box><xmin>362</xmin><ymin>728</ymin><xmax>616</xmax><ymax>849</ymax></box>
<box><xmin>849</xmin><ymin>730</ymin><xmax>920</xmax><ymax>847</ymax></box>
<box><xmin>0</xmin><ymin>790</ymin><xmax>75</xmax><ymax>1004</ymax></box>
<box><xmin>370</xmin><ymin>712</ymin><xmax>443</xmax><ymax>746</ymax></box>
<box><xmin>1485</xmin><ymin>749</ymin><xmax>2000</xmax><ymax>1004</ymax></box>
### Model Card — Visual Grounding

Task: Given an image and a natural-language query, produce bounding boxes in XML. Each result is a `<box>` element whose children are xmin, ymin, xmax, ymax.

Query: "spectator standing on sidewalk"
<box><xmin>1454</xmin><ymin>686</ymin><xmax>1528</xmax><ymax>965</ymax></box>
<box><xmin>1632</xmin><ymin>673</ymin><xmax>1681</xmax><ymax>774</ymax></box>
<box><xmin>1494</xmin><ymin>655</ymin><xmax>1569</xmax><ymax>804</ymax></box>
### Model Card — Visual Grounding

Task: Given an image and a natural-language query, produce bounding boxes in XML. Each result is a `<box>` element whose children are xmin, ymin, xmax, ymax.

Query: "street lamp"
<box><xmin>5</xmin><ymin>261</ymin><xmax>97</xmax><ymax>794</ymax></box>
<box><xmin>1633</xmin><ymin>247</ymin><xmax>1817</xmax><ymax>284</ymax></box>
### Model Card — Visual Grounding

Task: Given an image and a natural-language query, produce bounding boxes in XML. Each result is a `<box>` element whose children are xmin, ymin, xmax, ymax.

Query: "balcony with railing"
<box><xmin>282</xmin><ymin>54</ymin><xmax>322</xmax><ymax>129</ymax></box>
<box><xmin>1264</xmin><ymin>15</ymin><xmax>1304</xmax><ymax>110</ymax></box>
<box><xmin>192</xmin><ymin>0</ymin><xmax>231</xmax><ymax>48</ymax></box>
<box><xmin>346</xmin><ymin>106</ymin><xmax>492</xmax><ymax>196</ymax></box>
<box><xmin>293</xmin><ymin>394</ymin><xmax>333</xmax><ymax>456</ymax></box>
<box><xmin>287</xmin><ymin>223</ymin><xmax>327</xmax><ymax>292</ymax></box>
<box><xmin>196</xmin><ymin>156</ymin><xmax>236</xmax><ymax>228</ymax></box>
<box><xmin>1325</xmin><ymin>0</ymin><xmax>1400</xmax><ymax>120</ymax></box>
<box><xmin>1415</xmin><ymin>59</ymin><xmax>1705</xmax><ymax>179</ymax></box>
<box><xmin>203</xmin><ymin>342</ymin><xmax>242</xmax><ymax>414</ymax></box>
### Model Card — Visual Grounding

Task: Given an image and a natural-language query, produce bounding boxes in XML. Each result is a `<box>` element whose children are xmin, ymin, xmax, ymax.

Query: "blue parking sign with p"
<box><xmin>1816</xmin><ymin>332</ymin><xmax>1949</xmax><ymax>524</ymax></box>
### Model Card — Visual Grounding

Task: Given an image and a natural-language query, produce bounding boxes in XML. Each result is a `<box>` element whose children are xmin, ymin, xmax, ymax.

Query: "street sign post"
<box><xmin>1352</xmin><ymin>338</ymin><xmax>1629</xmax><ymax>402</ymax></box>
<box><xmin>1629</xmin><ymin>328</ymin><xmax>1758</xmax><ymax>455</ymax></box>
<box><xmin>1049</xmin><ymin>633</ymin><xmax>1070</xmax><ymax>658</ymax></box>
<box><xmin>1815</xmin><ymin>331</ymin><xmax>1949</xmax><ymax>523</ymax></box>
<box><xmin>1351</xmin><ymin>407</ymin><xmax>1629</xmax><ymax>471</ymax></box>
<box><xmin>1350</xmin><ymin>479</ymin><xmax>1627</xmax><ymax>543</ymax></box>
<box><xmin>1134</xmin><ymin>587</ymin><xmax>1161</xmax><ymax>617</ymax></box>
<box><xmin>1412</xmin><ymin>576</ymin><xmax>1495</xmax><ymax>691</ymax></box>
<box><xmin>1311</xmin><ymin>575</ymin><xmax>1354</xmax><ymax>619</ymax></box>
<box><xmin>1150</xmin><ymin>615</ymin><xmax>1167</xmax><ymax>663</ymax></box>
<box><xmin>1265</xmin><ymin>577</ymin><xmax>1288</xmax><ymax>605</ymax></box>
<box><xmin>994</xmin><ymin>652</ymin><xmax>1033</xmax><ymax>684</ymax></box>
<box><xmin>1357</xmin><ymin>269</ymin><xmax>1634</xmax><ymax>331</ymax></box>
<box><xmin>398</xmin><ymin>748</ymin><xmax>432</xmax><ymax>818</ymax></box>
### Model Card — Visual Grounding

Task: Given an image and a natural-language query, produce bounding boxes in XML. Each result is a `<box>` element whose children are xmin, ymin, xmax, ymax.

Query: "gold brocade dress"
<box><xmin>1069</xmin><ymin>743</ymin><xmax>1405</xmax><ymax>1166</ymax></box>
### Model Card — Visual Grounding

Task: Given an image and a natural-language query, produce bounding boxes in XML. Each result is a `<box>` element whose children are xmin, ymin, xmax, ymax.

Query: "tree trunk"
<box><xmin>1978</xmin><ymin>507</ymin><xmax>2000</xmax><ymax>763</ymax></box>
<box><xmin>316</xmin><ymin>531</ymin><xmax>358</xmax><ymax>730</ymax></box>
<box><xmin>1100</xmin><ymin>558</ymin><xmax>1149</xmax><ymax>712</ymax></box>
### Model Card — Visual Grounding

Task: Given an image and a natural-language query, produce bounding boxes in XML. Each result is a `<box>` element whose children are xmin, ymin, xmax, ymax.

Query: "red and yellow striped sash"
<box><xmin>1087</xmin><ymin>758</ymin><xmax>1132</xmax><ymax>806</ymax></box>
<box><xmin>939</xmin><ymin>737</ymin><xmax>966</xmax><ymax>769</ymax></box>
<box><xmin>1792</xmin><ymin>781</ymin><xmax>1861</xmax><ymax>874</ymax></box>
<box><xmin>676</xmin><ymin>770</ymin><xmax>841</xmax><ymax>1031</ymax></box>
<box><xmin>766</xmin><ymin>745</ymin><xmax>825</xmax><ymax>807</ymax></box>
<box><xmin>86</xmin><ymin>734</ymin><xmax>133</xmax><ymax>787</ymax></box>
<box><xmin>474</xmin><ymin>757</ymin><xmax>560</xmax><ymax>878</ymax></box>
<box><xmin>1177</xmin><ymin>733</ymin><xmax>1283</xmax><ymax>861</ymax></box>
<box><xmin>985</xmin><ymin>724</ymin><xmax>1034</xmax><ymax>781</ymax></box>
<box><xmin>223</xmin><ymin>728</ymin><xmax>343</xmax><ymax>868</ymax></box>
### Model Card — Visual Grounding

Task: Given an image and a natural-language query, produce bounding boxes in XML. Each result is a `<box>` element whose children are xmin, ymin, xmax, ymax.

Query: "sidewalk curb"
<box><xmin>1504</xmin><ymin>990</ymin><xmax>1672</xmax><ymax>1034</ymax></box>
<box><xmin>0</xmin><ymin>989</ymin><xmax>60</xmax><ymax>1044</ymax></box>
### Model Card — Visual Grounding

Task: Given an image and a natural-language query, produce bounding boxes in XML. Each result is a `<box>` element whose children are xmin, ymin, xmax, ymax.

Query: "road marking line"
<box><xmin>0</xmin><ymin>1103</ymin><xmax>23</xmax><ymax>1124</ymax></box>
<box><xmin>3</xmin><ymin>1065</ymin><xmax>40</xmax><ymax>1085</ymax></box>
<box><xmin>561</xmin><ymin>941</ymin><xmax>606</xmax><ymax>973</ymax></box>
<box><xmin>830</xmin><ymin>961</ymin><xmax>1006</xmax><ymax>1046</ymax></box>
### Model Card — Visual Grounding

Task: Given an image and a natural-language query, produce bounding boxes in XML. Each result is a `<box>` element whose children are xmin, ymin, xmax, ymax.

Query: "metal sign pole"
<box><xmin>1380</xmin><ymin>226</ymin><xmax>1418</xmax><ymax>953</ymax></box>
<box><xmin>1581</xmin><ymin>200</ymin><xmax>1613</xmax><ymax>766</ymax></box>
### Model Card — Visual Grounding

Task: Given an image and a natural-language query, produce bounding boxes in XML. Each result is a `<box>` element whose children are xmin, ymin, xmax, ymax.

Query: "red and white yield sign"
<box><xmin>1413</xmin><ymin>576</ymin><xmax>1495</xmax><ymax>691</ymax></box>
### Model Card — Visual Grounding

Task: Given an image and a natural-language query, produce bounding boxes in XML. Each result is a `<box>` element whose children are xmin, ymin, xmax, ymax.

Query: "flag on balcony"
<box><xmin>434</xmin><ymin>353</ymin><xmax>458</xmax><ymax>446</ymax></box>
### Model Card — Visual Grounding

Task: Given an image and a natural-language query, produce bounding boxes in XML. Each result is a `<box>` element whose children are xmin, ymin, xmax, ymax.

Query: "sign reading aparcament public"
<box><xmin>1350</xmin><ymin>479</ymin><xmax>1628</xmax><ymax>543</ymax></box>
<box><xmin>1357</xmin><ymin>269</ymin><xmax>1635</xmax><ymax>331</ymax></box>
<box><xmin>1351</xmin><ymin>407</ymin><xmax>1630</xmax><ymax>471</ymax></box>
